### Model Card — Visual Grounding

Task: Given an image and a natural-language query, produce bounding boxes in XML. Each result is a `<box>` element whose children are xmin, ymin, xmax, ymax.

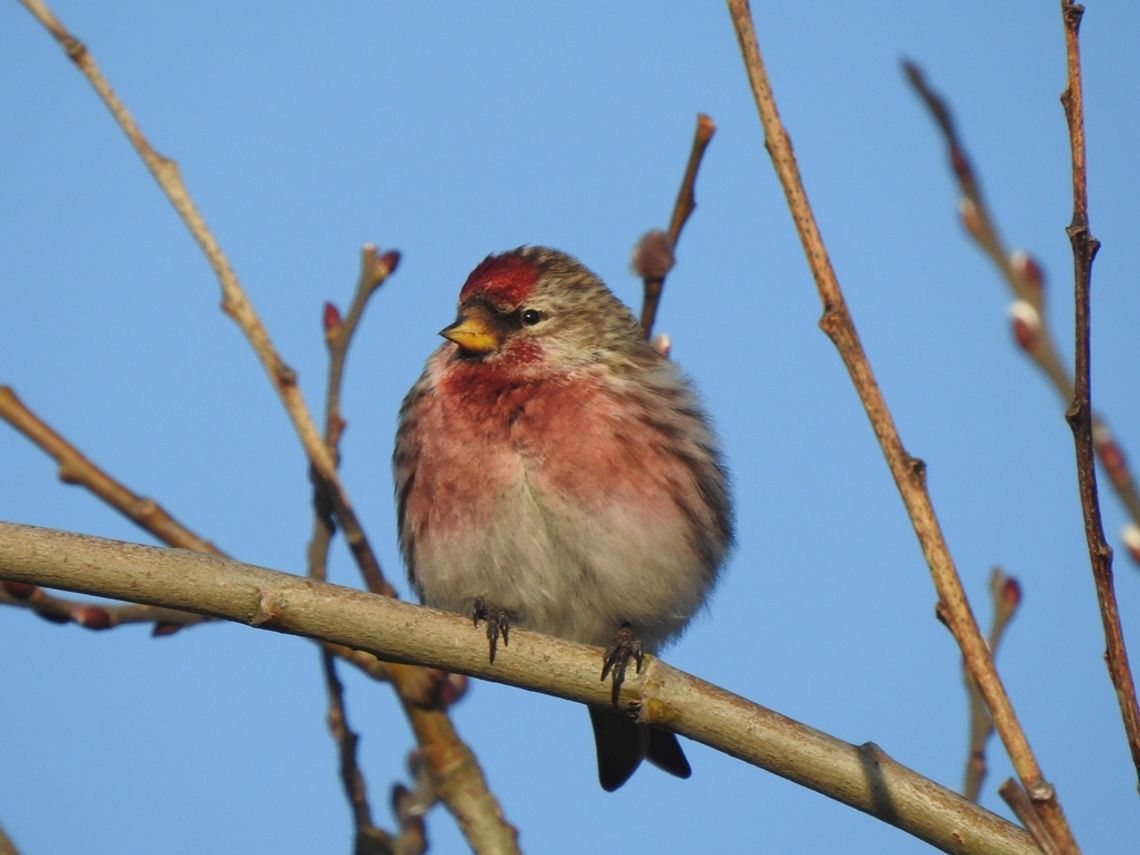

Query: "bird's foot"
<box><xmin>473</xmin><ymin>598</ymin><xmax>516</xmax><ymax>663</ymax></box>
<box><xmin>601</xmin><ymin>622</ymin><xmax>644</xmax><ymax>706</ymax></box>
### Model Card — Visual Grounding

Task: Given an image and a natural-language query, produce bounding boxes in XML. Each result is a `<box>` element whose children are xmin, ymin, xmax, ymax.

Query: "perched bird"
<box><xmin>394</xmin><ymin>246</ymin><xmax>733</xmax><ymax>791</ymax></box>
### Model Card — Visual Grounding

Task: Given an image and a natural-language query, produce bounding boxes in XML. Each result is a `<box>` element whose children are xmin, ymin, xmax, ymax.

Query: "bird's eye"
<box><xmin>520</xmin><ymin>308</ymin><xmax>543</xmax><ymax>326</ymax></box>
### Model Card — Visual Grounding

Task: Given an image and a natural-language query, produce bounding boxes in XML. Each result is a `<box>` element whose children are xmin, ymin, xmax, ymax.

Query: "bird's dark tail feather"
<box><xmin>588</xmin><ymin>705</ymin><xmax>691</xmax><ymax>791</ymax></box>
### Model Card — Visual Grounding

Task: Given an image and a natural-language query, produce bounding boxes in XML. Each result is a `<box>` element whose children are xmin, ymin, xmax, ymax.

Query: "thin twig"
<box><xmin>0</xmin><ymin>387</ymin><xmax>219</xmax><ymax>555</ymax></box>
<box><xmin>635</xmin><ymin>114</ymin><xmax>716</xmax><ymax>337</ymax></box>
<box><xmin>725</xmin><ymin>2</ymin><xmax>1079</xmax><ymax>851</ymax></box>
<box><xmin>321</xmin><ymin>649</ymin><xmax>393</xmax><ymax>854</ymax></box>
<box><xmin>904</xmin><ymin>59</ymin><xmax>1140</xmax><ymax>551</ymax></box>
<box><xmin>322</xmin><ymin>245</ymin><xmax>401</xmax><ymax>452</ymax></box>
<box><xmin>307</xmin><ymin>246</ymin><xmax>399</xmax><ymax>849</ymax></box>
<box><xmin>0</xmin><ymin>385</ymin><xmax>214</xmax><ymax>632</ymax></box>
<box><xmin>1058</xmin><ymin>0</ymin><xmax>1140</xmax><ymax>794</ymax></box>
<box><xmin>0</xmin><ymin>522</ymin><xmax>1042</xmax><ymax>855</ymax></box>
<box><xmin>999</xmin><ymin>778</ymin><xmax>1062</xmax><ymax>855</ymax></box>
<box><xmin>964</xmin><ymin>569</ymin><xmax>1022</xmax><ymax>801</ymax></box>
<box><xmin>1</xmin><ymin>581</ymin><xmax>196</xmax><ymax>632</ymax></box>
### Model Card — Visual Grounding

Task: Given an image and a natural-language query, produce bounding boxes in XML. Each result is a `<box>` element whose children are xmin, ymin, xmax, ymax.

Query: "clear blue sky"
<box><xmin>3</xmin><ymin>2</ymin><xmax>1139</xmax><ymax>852</ymax></box>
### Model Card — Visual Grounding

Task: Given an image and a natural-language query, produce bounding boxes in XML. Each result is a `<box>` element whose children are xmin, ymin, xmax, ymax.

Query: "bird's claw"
<box><xmin>473</xmin><ymin>597</ymin><xmax>515</xmax><ymax>663</ymax></box>
<box><xmin>601</xmin><ymin>622</ymin><xmax>644</xmax><ymax>706</ymax></box>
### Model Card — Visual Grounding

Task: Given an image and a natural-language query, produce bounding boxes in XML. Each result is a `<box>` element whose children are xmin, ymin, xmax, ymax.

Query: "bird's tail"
<box><xmin>588</xmin><ymin>705</ymin><xmax>691</xmax><ymax>791</ymax></box>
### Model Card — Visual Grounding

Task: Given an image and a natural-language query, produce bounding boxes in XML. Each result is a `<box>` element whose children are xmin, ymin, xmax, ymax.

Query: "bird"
<box><xmin>393</xmin><ymin>246</ymin><xmax>733</xmax><ymax>791</ymax></box>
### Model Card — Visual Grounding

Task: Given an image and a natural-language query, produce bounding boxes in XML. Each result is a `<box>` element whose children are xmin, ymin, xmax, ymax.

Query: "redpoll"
<box><xmin>394</xmin><ymin>246</ymin><xmax>733</xmax><ymax>790</ymax></box>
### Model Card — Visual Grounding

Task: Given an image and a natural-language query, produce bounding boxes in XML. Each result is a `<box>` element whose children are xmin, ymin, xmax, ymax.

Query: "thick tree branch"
<box><xmin>1058</xmin><ymin>0</ymin><xmax>1140</xmax><ymax>793</ymax></box>
<box><xmin>0</xmin><ymin>522</ymin><xmax>1038</xmax><ymax>855</ymax></box>
<box><xmin>725</xmin><ymin>1</ymin><xmax>1079</xmax><ymax>850</ymax></box>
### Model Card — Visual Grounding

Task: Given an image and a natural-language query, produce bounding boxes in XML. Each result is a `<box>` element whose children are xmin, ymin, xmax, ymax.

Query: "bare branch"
<box><xmin>963</xmin><ymin>569</ymin><xmax>1022</xmax><ymax>801</ymax></box>
<box><xmin>1058</xmin><ymin>0</ymin><xmax>1140</xmax><ymax>794</ymax></box>
<box><xmin>635</xmin><ymin>114</ymin><xmax>716</xmax><ymax>337</ymax></box>
<box><xmin>320</xmin><ymin>648</ymin><xmax>392</xmax><ymax>853</ymax></box>
<box><xmin>904</xmin><ymin>59</ymin><xmax>1140</xmax><ymax>546</ymax></box>
<box><xmin>1</xmin><ymin>580</ymin><xmax>197</xmax><ymax>632</ymax></box>
<box><xmin>0</xmin><ymin>387</ymin><xmax>219</xmax><ymax>555</ymax></box>
<box><xmin>1000</xmin><ymin>779</ymin><xmax>1063</xmax><ymax>855</ymax></box>
<box><xmin>0</xmin><ymin>385</ymin><xmax>216</xmax><ymax>632</ymax></box>
<box><xmin>17</xmin><ymin>0</ymin><xmax>392</xmax><ymax>598</ymax></box>
<box><xmin>1</xmin><ymin>522</ymin><xmax>1040</xmax><ymax>855</ymax></box>
<box><xmin>725</xmin><ymin>1</ymin><xmax>1078</xmax><ymax>850</ymax></box>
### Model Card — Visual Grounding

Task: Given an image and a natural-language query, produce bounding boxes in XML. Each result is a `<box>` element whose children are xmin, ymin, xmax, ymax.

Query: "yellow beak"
<box><xmin>440</xmin><ymin>311</ymin><xmax>501</xmax><ymax>354</ymax></box>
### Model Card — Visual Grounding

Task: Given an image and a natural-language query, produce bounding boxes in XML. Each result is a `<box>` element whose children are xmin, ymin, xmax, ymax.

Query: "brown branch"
<box><xmin>1</xmin><ymin>580</ymin><xmax>194</xmax><ymax>632</ymax></box>
<box><xmin>0</xmin><ymin>385</ymin><xmax>216</xmax><ymax>632</ymax></box>
<box><xmin>1000</xmin><ymin>779</ymin><xmax>1063</xmax><ymax>855</ymax></box>
<box><xmin>0</xmin><ymin>823</ymin><xmax>21</xmax><ymax>855</ymax></box>
<box><xmin>321</xmin><ymin>245</ymin><xmax>401</xmax><ymax>452</ymax></box>
<box><xmin>18</xmin><ymin>2</ymin><xmax>514</xmax><ymax>838</ymax></box>
<box><xmin>0</xmin><ymin>387</ymin><xmax>219</xmax><ymax>556</ymax></box>
<box><xmin>0</xmin><ymin>523</ymin><xmax>1041</xmax><ymax>855</ymax></box>
<box><xmin>904</xmin><ymin>59</ymin><xmax>1140</xmax><ymax>552</ymax></box>
<box><xmin>308</xmin><ymin>246</ymin><xmax>439</xmax><ymax>851</ymax></box>
<box><xmin>634</xmin><ymin>113</ymin><xmax>716</xmax><ymax>337</ymax></box>
<box><xmin>17</xmin><ymin>0</ymin><xmax>391</xmax><ymax>598</ymax></box>
<box><xmin>1058</xmin><ymin>0</ymin><xmax>1140</xmax><ymax>794</ymax></box>
<box><xmin>0</xmin><ymin>385</ymin><xmax>511</xmax><ymax>846</ymax></box>
<box><xmin>963</xmin><ymin>569</ymin><xmax>1022</xmax><ymax>802</ymax></box>
<box><xmin>320</xmin><ymin>649</ymin><xmax>393</xmax><ymax>855</ymax></box>
<box><xmin>725</xmin><ymin>2</ymin><xmax>1079</xmax><ymax>851</ymax></box>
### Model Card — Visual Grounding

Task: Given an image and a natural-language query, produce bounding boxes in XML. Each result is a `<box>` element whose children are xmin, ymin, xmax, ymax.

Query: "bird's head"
<box><xmin>440</xmin><ymin>247</ymin><xmax>644</xmax><ymax>370</ymax></box>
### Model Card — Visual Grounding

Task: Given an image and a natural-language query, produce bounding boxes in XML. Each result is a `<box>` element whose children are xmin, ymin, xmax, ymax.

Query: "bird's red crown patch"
<box><xmin>459</xmin><ymin>251</ymin><xmax>540</xmax><ymax>307</ymax></box>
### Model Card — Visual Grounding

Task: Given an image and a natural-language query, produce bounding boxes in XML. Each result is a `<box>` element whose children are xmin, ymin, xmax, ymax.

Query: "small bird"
<box><xmin>394</xmin><ymin>246</ymin><xmax>733</xmax><ymax>790</ymax></box>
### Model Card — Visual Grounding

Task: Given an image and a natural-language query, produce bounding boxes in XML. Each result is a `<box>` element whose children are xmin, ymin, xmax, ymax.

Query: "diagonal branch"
<box><xmin>1058</xmin><ymin>0</ymin><xmax>1140</xmax><ymax>794</ymax></box>
<box><xmin>725</xmin><ymin>1</ymin><xmax>1079</xmax><ymax>851</ymax></box>
<box><xmin>17</xmin><ymin>0</ymin><xmax>391</xmax><ymax>598</ymax></box>
<box><xmin>903</xmin><ymin>59</ymin><xmax>1140</xmax><ymax>554</ymax></box>
<box><xmin>0</xmin><ymin>522</ymin><xmax>1041</xmax><ymax>855</ymax></box>
<box><xmin>0</xmin><ymin>387</ymin><xmax>219</xmax><ymax>555</ymax></box>
<box><xmin>17</xmin><ymin>3</ymin><xmax>517</xmax><ymax>841</ymax></box>
<box><xmin>0</xmin><ymin>385</ymin><xmax>214</xmax><ymax>632</ymax></box>
<box><xmin>635</xmin><ymin>113</ymin><xmax>716</xmax><ymax>338</ymax></box>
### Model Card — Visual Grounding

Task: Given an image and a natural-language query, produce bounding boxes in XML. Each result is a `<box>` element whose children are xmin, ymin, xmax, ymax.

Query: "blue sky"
<box><xmin>3</xmin><ymin>2</ymin><xmax>1139</xmax><ymax>852</ymax></box>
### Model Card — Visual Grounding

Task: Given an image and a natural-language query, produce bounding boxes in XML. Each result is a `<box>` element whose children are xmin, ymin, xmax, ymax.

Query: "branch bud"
<box><xmin>3</xmin><ymin>580</ymin><xmax>37</xmax><ymax>600</ymax></box>
<box><xmin>958</xmin><ymin>198</ymin><xmax>982</xmax><ymax>238</ymax></box>
<box><xmin>380</xmin><ymin>250</ymin><xmax>402</xmax><ymax>275</ymax></box>
<box><xmin>73</xmin><ymin>605</ymin><xmax>112</xmax><ymax>630</ymax></box>
<box><xmin>1123</xmin><ymin>524</ymin><xmax>1140</xmax><ymax>566</ymax></box>
<box><xmin>1010</xmin><ymin>250</ymin><xmax>1044</xmax><ymax>291</ymax></box>
<box><xmin>1007</xmin><ymin>301</ymin><xmax>1041</xmax><ymax>352</ymax></box>
<box><xmin>1000</xmin><ymin>576</ymin><xmax>1022</xmax><ymax>612</ymax></box>
<box><xmin>631</xmin><ymin>229</ymin><xmax>674</xmax><ymax>281</ymax></box>
<box><xmin>322</xmin><ymin>302</ymin><xmax>342</xmax><ymax>335</ymax></box>
<box><xmin>1093</xmin><ymin>426</ymin><xmax>1130</xmax><ymax>491</ymax></box>
<box><xmin>439</xmin><ymin>672</ymin><xmax>469</xmax><ymax>707</ymax></box>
